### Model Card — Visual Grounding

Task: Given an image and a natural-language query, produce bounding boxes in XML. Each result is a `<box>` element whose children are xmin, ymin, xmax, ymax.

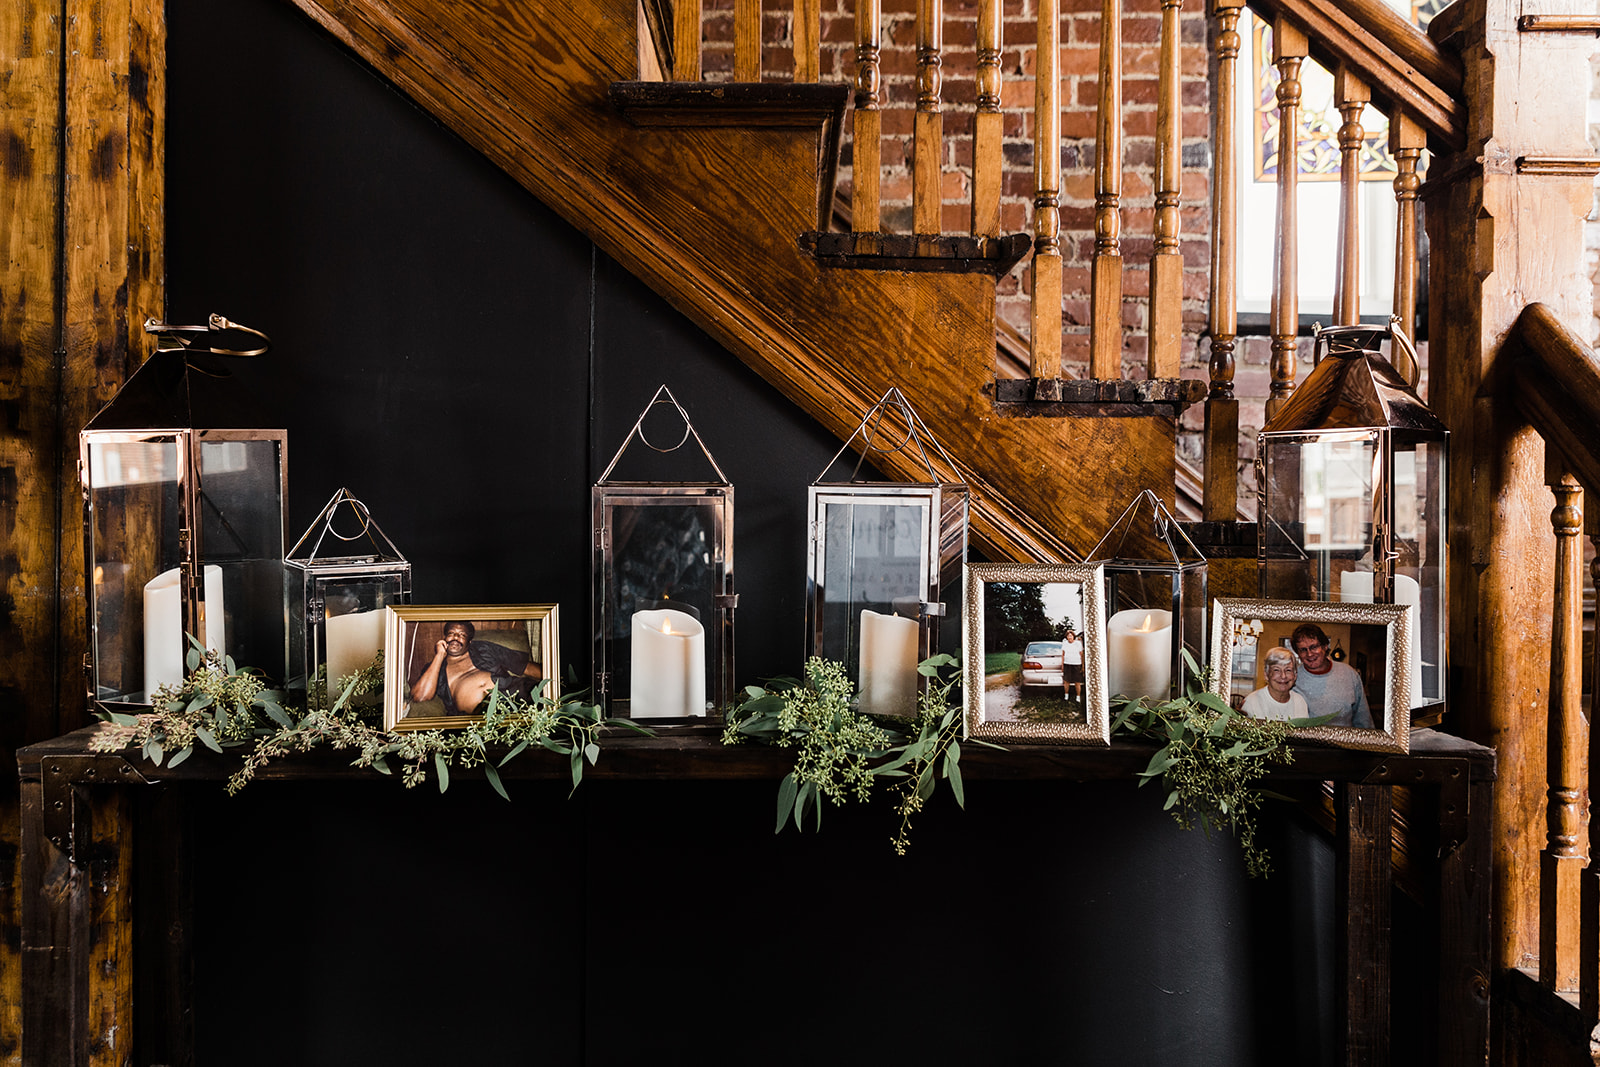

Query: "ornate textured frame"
<box><xmin>1210</xmin><ymin>598</ymin><xmax>1411</xmax><ymax>754</ymax></box>
<box><xmin>963</xmin><ymin>562</ymin><xmax>1110</xmax><ymax>746</ymax></box>
<box><xmin>384</xmin><ymin>604</ymin><xmax>560</xmax><ymax>731</ymax></box>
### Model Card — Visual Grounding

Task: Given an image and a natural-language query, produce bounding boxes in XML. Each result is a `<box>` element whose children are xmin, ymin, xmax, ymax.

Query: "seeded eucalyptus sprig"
<box><xmin>722</xmin><ymin>653</ymin><xmax>996</xmax><ymax>854</ymax></box>
<box><xmin>1112</xmin><ymin>649</ymin><xmax>1324</xmax><ymax>879</ymax></box>
<box><xmin>90</xmin><ymin>638</ymin><xmax>649</xmax><ymax>798</ymax></box>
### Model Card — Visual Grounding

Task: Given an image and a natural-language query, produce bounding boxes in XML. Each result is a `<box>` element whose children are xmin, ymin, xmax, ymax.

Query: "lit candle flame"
<box><xmin>662</xmin><ymin>619</ymin><xmax>673</xmax><ymax>635</ymax></box>
<box><xmin>1136</xmin><ymin>613</ymin><xmax>1157</xmax><ymax>633</ymax></box>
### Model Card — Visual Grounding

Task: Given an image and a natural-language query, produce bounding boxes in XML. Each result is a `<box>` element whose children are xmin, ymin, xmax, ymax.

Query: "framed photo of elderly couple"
<box><xmin>383</xmin><ymin>604</ymin><xmax>559</xmax><ymax>731</ymax></box>
<box><xmin>1210</xmin><ymin>598</ymin><xmax>1412</xmax><ymax>754</ymax></box>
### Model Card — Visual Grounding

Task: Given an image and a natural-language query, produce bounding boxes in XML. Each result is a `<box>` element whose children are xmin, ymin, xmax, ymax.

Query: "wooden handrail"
<box><xmin>1511</xmin><ymin>303</ymin><xmax>1600</xmax><ymax>495</ymax></box>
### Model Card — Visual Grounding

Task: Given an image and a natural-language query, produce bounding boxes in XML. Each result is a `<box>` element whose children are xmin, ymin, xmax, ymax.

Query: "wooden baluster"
<box><xmin>1090</xmin><ymin>0</ymin><xmax>1124</xmax><ymax>379</ymax></box>
<box><xmin>1203</xmin><ymin>0</ymin><xmax>1244</xmax><ymax>521</ymax></box>
<box><xmin>1030</xmin><ymin>0</ymin><xmax>1062</xmax><ymax>381</ymax></box>
<box><xmin>1584</xmin><ymin>506</ymin><xmax>1600</xmax><ymax>1017</ymax></box>
<box><xmin>1390</xmin><ymin>111</ymin><xmax>1425</xmax><ymax>378</ymax></box>
<box><xmin>1542</xmin><ymin>454</ymin><xmax>1586</xmax><ymax>993</ymax></box>
<box><xmin>673</xmin><ymin>0</ymin><xmax>703</xmax><ymax>80</ymax></box>
<box><xmin>913</xmin><ymin>0</ymin><xmax>944</xmax><ymax>237</ymax></box>
<box><xmin>1148</xmin><ymin>0</ymin><xmax>1183</xmax><ymax>379</ymax></box>
<box><xmin>1333</xmin><ymin>67</ymin><xmax>1369</xmax><ymax>326</ymax></box>
<box><xmin>970</xmin><ymin>0</ymin><xmax>1002</xmax><ymax>239</ymax></box>
<box><xmin>736</xmin><ymin>0</ymin><xmax>761</xmax><ymax>80</ymax></box>
<box><xmin>795</xmin><ymin>0</ymin><xmax>820</xmax><ymax>81</ymax></box>
<box><xmin>853</xmin><ymin>0</ymin><xmax>882</xmax><ymax>241</ymax></box>
<box><xmin>1266</xmin><ymin>17</ymin><xmax>1307</xmax><ymax>421</ymax></box>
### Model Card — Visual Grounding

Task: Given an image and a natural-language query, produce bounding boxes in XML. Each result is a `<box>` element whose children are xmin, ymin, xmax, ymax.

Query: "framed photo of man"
<box><xmin>1209</xmin><ymin>598</ymin><xmax>1411</xmax><ymax>753</ymax></box>
<box><xmin>963</xmin><ymin>562</ymin><xmax>1110</xmax><ymax>745</ymax></box>
<box><xmin>384</xmin><ymin>604</ymin><xmax>560</xmax><ymax>731</ymax></box>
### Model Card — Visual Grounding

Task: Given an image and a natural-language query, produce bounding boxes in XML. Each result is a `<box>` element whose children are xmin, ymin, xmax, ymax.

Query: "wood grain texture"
<box><xmin>673</xmin><ymin>0</ymin><xmax>701</xmax><ymax>80</ymax></box>
<box><xmin>1266</xmin><ymin>17</ymin><xmax>1305</xmax><ymax>423</ymax></box>
<box><xmin>1147</xmin><ymin>0</ymin><xmax>1182</xmax><ymax>378</ymax></box>
<box><xmin>851</xmin><ymin>0</ymin><xmax>882</xmax><ymax>232</ymax></box>
<box><xmin>1203</xmin><ymin>0</ymin><xmax>1243</xmax><ymax>522</ymax></box>
<box><xmin>284</xmin><ymin>0</ymin><xmax>1177</xmax><ymax>560</ymax></box>
<box><xmin>1332</xmin><ymin>66</ymin><xmax>1368</xmax><ymax>326</ymax></box>
<box><xmin>1389</xmin><ymin>112</ymin><xmax>1423</xmax><ymax>351</ymax></box>
<box><xmin>735</xmin><ymin>0</ymin><xmax>759</xmax><ymax>79</ymax></box>
<box><xmin>84</xmin><ymin>787</ymin><xmax>132</xmax><ymax>1067</ymax></box>
<box><xmin>912</xmin><ymin>0</ymin><xmax>942</xmax><ymax>235</ymax></box>
<box><xmin>1089</xmin><ymin>0</ymin><xmax>1122</xmax><ymax>380</ymax></box>
<box><xmin>794</xmin><ymin>0</ymin><xmax>819</xmax><ymax>82</ymax></box>
<box><xmin>1337</xmin><ymin>781</ymin><xmax>1392</xmax><ymax>1067</ymax></box>
<box><xmin>1425</xmin><ymin>0</ymin><xmax>1597</xmax><ymax>979</ymax></box>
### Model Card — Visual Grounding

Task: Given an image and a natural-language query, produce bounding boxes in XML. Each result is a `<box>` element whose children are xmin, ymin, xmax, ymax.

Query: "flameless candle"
<box><xmin>325</xmin><ymin>608</ymin><xmax>384</xmax><ymax>686</ymax></box>
<box><xmin>1338</xmin><ymin>570</ymin><xmax>1424</xmax><ymax>707</ymax></box>
<box><xmin>1107</xmin><ymin>608</ymin><xmax>1172</xmax><ymax>701</ymax></box>
<box><xmin>630</xmin><ymin>607</ymin><xmax>706</xmax><ymax>718</ymax></box>
<box><xmin>858</xmin><ymin>609</ymin><xmax>919</xmax><ymax>716</ymax></box>
<box><xmin>143</xmin><ymin>565</ymin><xmax>226</xmax><ymax>699</ymax></box>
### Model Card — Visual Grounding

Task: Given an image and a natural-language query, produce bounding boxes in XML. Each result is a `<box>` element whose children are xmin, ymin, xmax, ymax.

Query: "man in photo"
<box><xmin>1242</xmin><ymin>646</ymin><xmax>1308</xmax><ymax>721</ymax></box>
<box><xmin>1290</xmin><ymin>623</ymin><xmax>1373</xmax><ymax>728</ymax></box>
<box><xmin>410</xmin><ymin>620</ymin><xmax>543</xmax><ymax>714</ymax></box>
<box><xmin>1061</xmin><ymin>628</ymin><xmax>1085</xmax><ymax>702</ymax></box>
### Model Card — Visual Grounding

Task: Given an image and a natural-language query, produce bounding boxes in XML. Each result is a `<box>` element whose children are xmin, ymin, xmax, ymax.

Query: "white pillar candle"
<box><xmin>858</xmin><ymin>609</ymin><xmax>919</xmax><ymax>716</ymax></box>
<box><xmin>1107</xmin><ymin>608</ymin><xmax>1172</xmax><ymax>702</ymax></box>
<box><xmin>630</xmin><ymin>607</ymin><xmax>706</xmax><ymax>718</ymax></box>
<box><xmin>1338</xmin><ymin>570</ymin><xmax>1424</xmax><ymax>708</ymax></box>
<box><xmin>143</xmin><ymin>565</ymin><xmax>225</xmax><ymax>698</ymax></box>
<box><xmin>325</xmin><ymin>608</ymin><xmax>384</xmax><ymax>686</ymax></box>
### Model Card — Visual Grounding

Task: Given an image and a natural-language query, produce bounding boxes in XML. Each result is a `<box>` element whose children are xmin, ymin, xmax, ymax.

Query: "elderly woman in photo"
<box><xmin>1243</xmin><ymin>646</ymin><xmax>1310</xmax><ymax>721</ymax></box>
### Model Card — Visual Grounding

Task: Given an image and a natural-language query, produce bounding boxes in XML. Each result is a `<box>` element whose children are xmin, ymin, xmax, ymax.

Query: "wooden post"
<box><xmin>674</xmin><ymin>0</ymin><xmax>703</xmax><ymax>80</ymax></box>
<box><xmin>1541</xmin><ymin>455</ymin><xmax>1585</xmax><ymax>993</ymax></box>
<box><xmin>853</xmin><ymin>0</ymin><xmax>883</xmax><ymax>240</ymax></box>
<box><xmin>1427</xmin><ymin>0</ymin><xmax>1595</xmax><ymax>974</ymax></box>
<box><xmin>913</xmin><ymin>0</ymin><xmax>945</xmax><ymax>237</ymax></box>
<box><xmin>1337</xmin><ymin>781</ymin><xmax>1393</xmax><ymax>1066</ymax></box>
<box><xmin>1266</xmin><ymin>17</ymin><xmax>1307</xmax><ymax>422</ymax></box>
<box><xmin>794</xmin><ymin>0</ymin><xmax>820</xmax><ymax>82</ymax></box>
<box><xmin>1389</xmin><ymin>112</ymin><xmax>1425</xmax><ymax>370</ymax></box>
<box><xmin>1029</xmin><ymin>0</ymin><xmax>1062</xmax><ymax>381</ymax></box>
<box><xmin>1148</xmin><ymin>0</ymin><xmax>1184</xmax><ymax>379</ymax></box>
<box><xmin>970</xmin><ymin>0</ymin><xmax>1003</xmax><ymax>239</ymax></box>
<box><xmin>1203</xmin><ymin>0</ymin><xmax>1244</xmax><ymax>522</ymax></box>
<box><xmin>735</xmin><ymin>0</ymin><xmax>761</xmax><ymax>80</ymax></box>
<box><xmin>1332</xmin><ymin>66</ymin><xmax>1370</xmax><ymax>326</ymax></box>
<box><xmin>1089</xmin><ymin>0</ymin><xmax>1124</xmax><ymax>379</ymax></box>
<box><xmin>1585</xmin><ymin>509</ymin><xmax>1600</xmax><ymax>1017</ymax></box>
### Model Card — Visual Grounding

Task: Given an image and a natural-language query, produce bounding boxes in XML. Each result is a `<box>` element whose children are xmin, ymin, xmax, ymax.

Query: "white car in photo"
<box><xmin>1019</xmin><ymin>640</ymin><xmax>1064</xmax><ymax>691</ymax></box>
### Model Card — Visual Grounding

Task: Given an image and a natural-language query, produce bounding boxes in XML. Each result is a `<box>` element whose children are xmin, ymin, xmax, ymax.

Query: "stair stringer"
<box><xmin>287</xmin><ymin>0</ymin><xmax>1180</xmax><ymax>559</ymax></box>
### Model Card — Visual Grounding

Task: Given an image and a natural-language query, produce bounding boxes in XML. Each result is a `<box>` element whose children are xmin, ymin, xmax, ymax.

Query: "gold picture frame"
<box><xmin>384</xmin><ymin>604</ymin><xmax>560</xmax><ymax>731</ymax></box>
<box><xmin>963</xmin><ymin>562</ymin><xmax>1110</xmax><ymax>745</ymax></box>
<box><xmin>1209</xmin><ymin>598</ymin><xmax>1411</xmax><ymax>753</ymax></box>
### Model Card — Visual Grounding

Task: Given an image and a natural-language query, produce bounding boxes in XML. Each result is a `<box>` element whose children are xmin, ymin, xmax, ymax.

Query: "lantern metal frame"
<box><xmin>80</xmin><ymin>315</ymin><xmax>286</xmax><ymax>711</ymax></box>
<box><xmin>592</xmin><ymin>386</ymin><xmax>735</xmax><ymax>721</ymax></box>
<box><xmin>1086</xmin><ymin>489</ymin><xmax>1208</xmax><ymax>702</ymax></box>
<box><xmin>805</xmin><ymin>387</ymin><xmax>968</xmax><ymax>715</ymax></box>
<box><xmin>284</xmin><ymin>487</ymin><xmax>411</xmax><ymax>698</ymax></box>
<box><xmin>1256</xmin><ymin>319</ymin><xmax>1448</xmax><ymax>714</ymax></box>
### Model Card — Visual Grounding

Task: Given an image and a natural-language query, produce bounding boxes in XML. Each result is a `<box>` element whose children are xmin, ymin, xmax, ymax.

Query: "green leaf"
<box><xmin>167</xmin><ymin>745</ymin><xmax>193</xmax><ymax>769</ymax></box>
<box><xmin>434</xmin><ymin>753</ymin><xmax>450</xmax><ymax>792</ymax></box>
<box><xmin>1140</xmin><ymin>747</ymin><xmax>1176</xmax><ymax>779</ymax></box>
<box><xmin>1164</xmin><ymin>788</ymin><xmax>1180</xmax><ymax>811</ymax></box>
<box><xmin>948</xmin><ymin>757</ymin><xmax>965</xmax><ymax>809</ymax></box>
<box><xmin>185</xmin><ymin>646</ymin><xmax>202</xmax><ymax>672</ymax></box>
<box><xmin>916</xmin><ymin>767</ymin><xmax>936</xmax><ymax>801</ymax></box>
<box><xmin>500</xmin><ymin>740</ymin><xmax>529</xmax><ymax>767</ymax></box>
<box><xmin>776</xmin><ymin>773</ymin><xmax>798</xmax><ymax>833</ymax></box>
<box><xmin>946</xmin><ymin>739</ymin><xmax>961</xmax><ymax>765</ymax></box>
<box><xmin>484</xmin><ymin>762</ymin><xmax>510</xmax><ymax>801</ymax></box>
<box><xmin>584</xmin><ymin>742</ymin><xmax>600</xmax><ymax>765</ymax></box>
<box><xmin>145</xmin><ymin>740</ymin><xmax>165</xmax><ymax>767</ymax></box>
<box><xmin>1196</xmin><ymin>691</ymin><xmax>1233</xmax><ymax>715</ymax></box>
<box><xmin>195</xmin><ymin>727</ymin><xmax>222</xmax><ymax>753</ymax></box>
<box><xmin>371</xmin><ymin>756</ymin><xmax>392</xmax><ymax>775</ymax></box>
<box><xmin>185</xmin><ymin>692</ymin><xmax>215</xmax><ymax>714</ymax></box>
<box><xmin>569</xmin><ymin>749</ymin><xmax>583</xmax><ymax>794</ymax></box>
<box><xmin>106</xmin><ymin>711</ymin><xmax>140</xmax><ymax>727</ymax></box>
<box><xmin>224</xmin><ymin>654</ymin><xmax>237</xmax><ymax>675</ymax></box>
<box><xmin>263</xmin><ymin>701</ymin><xmax>293</xmax><ymax>729</ymax></box>
<box><xmin>213</xmin><ymin>706</ymin><xmax>230</xmax><ymax>733</ymax></box>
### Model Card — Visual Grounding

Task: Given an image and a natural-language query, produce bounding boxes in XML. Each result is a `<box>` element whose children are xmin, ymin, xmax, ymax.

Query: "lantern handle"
<box><xmin>596</xmin><ymin>385</ymin><xmax>730</xmax><ymax>485</ymax></box>
<box><xmin>143</xmin><ymin>314</ymin><xmax>271</xmax><ymax>357</ymax></box>
<box><xmin>1388</xmin><ymin>316</ymin><xmax>1422</xmax><ymax>388</ymax></box>
<box><xmin>815</xmin><ymin>386</ymin><xmax>961</xmax><ymax>486</ymax></box>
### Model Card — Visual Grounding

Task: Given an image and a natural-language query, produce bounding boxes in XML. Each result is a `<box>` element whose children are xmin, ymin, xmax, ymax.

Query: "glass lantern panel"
<box><xmin>1392</xmin><ymin>440</ymin><xmax>1445</xmax><ymax>706</ymax></box>
<box><xmin>603</xmin><ymin>498</ymin><xmax>724</xmax><ymax>715</ymax></box>
<box><xmin>86</xmin><ymin>435</ymin><xmax>183</xmax><ymax>703</ymax></box>
<box><xmin>198</xmin><ymin>437</ymin><xmax>286</xmax><ymax>682</ymax></box>
<box><xmin>1104</xmin><ymin>566</ymin><xmax>1205</xmax><ymax>700</ymax></box>
<box><xmin>315</xmin><ymin>574</ymin><xmax>405</xmax><ymax>687</ymax></box>
<box><xmin>814</xmin><ymin>495</ymin><xmax>931</xmax><ymax>706</ymax></box>
<box><xmin>1262</xmin><ymin>433</ymin><xmax>1378</xmax><ymax>601</ymax></box>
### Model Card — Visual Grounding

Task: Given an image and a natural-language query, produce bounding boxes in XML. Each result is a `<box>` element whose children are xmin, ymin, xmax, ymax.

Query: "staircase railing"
<box><xmin>1505</xmin><ymin>300</ymin><xmax>1600</xmax><ymax>1039</ymax></box>
<box><xmin>649</xmin><ymin>0</ymin><xmax>1463</xmax><ymax>522</ymax></box>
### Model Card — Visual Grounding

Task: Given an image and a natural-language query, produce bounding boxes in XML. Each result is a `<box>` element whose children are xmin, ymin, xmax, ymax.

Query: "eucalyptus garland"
<box><xmin>721</xmin><ymin>653</ymin><xmax>994</xmax><ymax>855</ymax></box>
<box><xmin>1112</xmin><ymin>650</ymin><xmax>1318</xmax><ymax>878</ymax></box>
<box><xmin>89</xmin><ymin>637</ymin><xmax>647</xmax><ymax>797</ymax></box>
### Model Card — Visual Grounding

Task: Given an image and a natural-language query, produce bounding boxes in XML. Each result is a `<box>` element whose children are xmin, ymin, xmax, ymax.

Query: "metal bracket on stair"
<box><xmin>1364</xmin><ymin>756</ymin><xmax>1472</xmax><ymax>857</ymax></box>
<box><xmin>39</xmin><ymin>753</ymin><xmax>153</xmax><ymax>865</ymax></box>
<box><xmin>798</xmin><ymin>231</ymin><xmax>1032</xmax><ymax>276</ymax></box>
<box><xmin>992</xmin><ymin>376</ymin><xmax>1207</xmax><ymax>418</ymax></box>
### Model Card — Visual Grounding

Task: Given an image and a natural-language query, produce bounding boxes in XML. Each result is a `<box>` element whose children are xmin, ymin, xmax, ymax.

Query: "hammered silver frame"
<box><xmin>1209</xmin><ymin>597</ymin><xmax>1412</xmax><ymax>754</ymax></box>
<box><xmin>964</xmin><ymin>562</ymin><xmax>1110</xmax><ymax>745</ymax></box>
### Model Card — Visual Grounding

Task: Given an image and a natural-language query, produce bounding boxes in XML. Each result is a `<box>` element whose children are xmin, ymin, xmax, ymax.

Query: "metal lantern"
<box><xmin>1087</xmin><ymin>490</ymin><xmax>1207</xmax><ymax>703</ymax></box>
<box><xmin>1257</xmin><ymin>319</ymin><xmax>1447</xmax><ymax>712</ymax></box>
<box><xmin>80</xmin><ymin>315</ymin><xmax>286</xmax><ymax>710</ymax></box>
<box><xmin>806</xmin><ymin>387</ymin><xmax>968</xmax><ymax>716</ymax></box>
<box><xmin>284</xmin><ymin>488</ymin><xmax>411</xmax><ymax>698</ymax></box>
<box><xmin>593</xmin><ymin>386</ymin><xmax>735</xmax><ymax>721</ymax></box>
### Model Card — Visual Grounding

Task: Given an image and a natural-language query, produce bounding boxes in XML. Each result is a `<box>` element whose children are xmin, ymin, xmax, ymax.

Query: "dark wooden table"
<box><xmin>17</xmin><ymin>724</ymin><xmax>1493</xmax><ymax>1066</ymax></box>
